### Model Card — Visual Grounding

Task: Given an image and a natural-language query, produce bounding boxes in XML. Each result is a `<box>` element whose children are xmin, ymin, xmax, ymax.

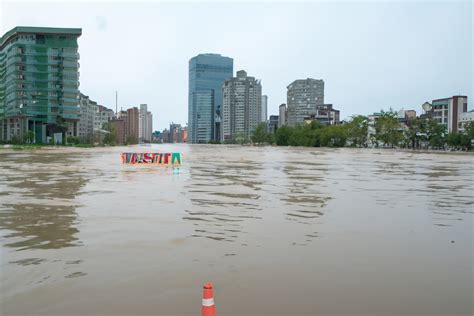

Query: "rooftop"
<box><xmin>1</xmin><ymin>26</ymin><xmax>82</xmax><ymax>48</ymax></box>
<box><xmin>287</xmin><ymin>78</ymin><xmax>324</xmax><ymax>89</ymax></box>
<box><xmin>432</xmin><ymin>95</ymin><xmax>468</xmax><ymax>103</ymax></box>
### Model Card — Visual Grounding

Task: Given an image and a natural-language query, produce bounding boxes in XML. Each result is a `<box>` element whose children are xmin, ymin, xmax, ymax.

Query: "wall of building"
<box><xmin>138</xmin><ymin>104</ymin><xmax>153</xmax><ymax>142</ymax></box>
<box><xmin>261</xmin><ymin>95</ymin><xmax>268</xmax><ymax>122</ymax></box>
<box><xmin>222</xmin><ymin>70</ymin><xmax>262</xmax><ymax>141</ymax></box>
<box><xmin>0</xmin><ymin>27</ymin><xmax>81</xmax><ymax>143</ymax></box>
<box><xmin>188</xmin><ymin>53</ymin><xmax>233</xmax><ymax>143</ymax></box>
<box><xmin>126</xmin><ymin>107</ymin><xmax>139</xmax><ymax>143</ymax></box>
<box><xmin>432</xmin><ymin>96</ymin><xmax>468</xmax><ymax>133</ymax></box>
<box><xmin>287</xmin><ymin>78</ymin><xmax>324</xmax><ymax>126</ymax></box>
<box><xmin>278</xmin><ymin>104</ymin><xmax>287</xmax><ymax>127</ymax></box>
<box><xmin>192</xmin><ymin>90</ymin><xmax>214</xmax><ymax>143</ymax></box>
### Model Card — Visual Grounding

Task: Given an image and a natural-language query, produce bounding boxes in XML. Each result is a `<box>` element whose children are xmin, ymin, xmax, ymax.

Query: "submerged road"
<box><xmin>0</xmin><ymin>145</ymin><xmax>473</xmax><ymax>315</ymax></box>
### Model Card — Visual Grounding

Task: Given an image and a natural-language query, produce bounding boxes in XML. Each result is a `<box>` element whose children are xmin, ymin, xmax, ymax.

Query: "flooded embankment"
<box><xmin>0</xmin><ymin>145</ymin><xmax>473</xmax><ymax>315</ymax></box>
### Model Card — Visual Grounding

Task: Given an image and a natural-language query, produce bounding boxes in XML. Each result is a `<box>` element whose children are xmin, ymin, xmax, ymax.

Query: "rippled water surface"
<box><xmin>0</xmin><ymin>145</ymin><xmax>473</xmax><ymax>315</ymax></box>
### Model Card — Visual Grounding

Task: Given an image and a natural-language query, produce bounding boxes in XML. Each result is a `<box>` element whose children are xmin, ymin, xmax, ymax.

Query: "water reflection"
<box><xmin>0</xmin><ymin>204</ymin><xmax>80</xmax><ymax>250</ymax></box>
<box><xmin>280</xmin><ymin>153</ymin><xmax>331</xmax><ymax>245</ymax></box>
<box><xmin>0</xmin><ymin>152</ymin><xmax>87</xmax><ymax>251</ymax></box>
<box><xmin>282</xmin><ymin>159</ymin><xmax>331</xmax><ymax>225</ymax></box>
<box><xmin>183</xmin><ymin>157</ymin><xmax>263</xmax><ymax>242</ymax></box>
<box><xmin>423</xmin><ymin>162</ymin><xmax>473</xmax><ymax>227</ymax></box>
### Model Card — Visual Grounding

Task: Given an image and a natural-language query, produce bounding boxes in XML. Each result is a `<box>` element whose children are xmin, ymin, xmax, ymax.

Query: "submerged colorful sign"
<box><xmin>121</xmin><ymin>153</ymin><xmax>182</xmax><ymax>165</ymax></box>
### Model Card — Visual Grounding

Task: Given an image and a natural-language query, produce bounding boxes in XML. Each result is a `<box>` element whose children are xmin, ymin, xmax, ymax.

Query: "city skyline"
<box><xmin>2</xmin><ymin>1</ymin><xmax>472</xmax><ymax>131</ymax></box>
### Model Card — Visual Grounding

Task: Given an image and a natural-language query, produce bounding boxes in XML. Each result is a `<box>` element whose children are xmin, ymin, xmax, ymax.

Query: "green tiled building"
<box><xmin>0</xmin><ymin>26</ymin><xmax>81</xmax><ymax>143</ymax></box>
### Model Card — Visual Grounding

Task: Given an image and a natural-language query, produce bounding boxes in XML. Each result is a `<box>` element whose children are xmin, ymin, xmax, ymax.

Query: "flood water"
<box><xmin>0</xmin><ymin>145</ymin><xmax>473</xmax><ymax>316</ymax></box>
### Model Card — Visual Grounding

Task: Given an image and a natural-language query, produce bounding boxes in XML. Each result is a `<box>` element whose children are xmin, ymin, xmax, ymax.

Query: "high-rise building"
<box><xmin>268</xmin><ymin>115</ymin><xmax>279</xmax><ymax>134</ymax></box>
<box><xmin>188</xmin><ymin>53</ymin><xmax>233</xmax><ymax>143</ymax></box>
<box><xmin>160</xmin><ymin>128</ymin><xmax>170</xmax><ymax>144</ymax></box>
<box><xmin>181</xmin><ymin>126</ymin><xmax>188</xmax><ymax>143</ymax></box>
<box><xmin>77</xmin><ymin>93</ymin><xmax>114</xmax><ymax>143</ymax></box>
<box><xmin>287</xmin><ymin>78</ymin><xmax>324</xmax><ymax>126</ymax></box>
<box><xmin>261</xmin><ymin>95</ymin><xmax>268</xmax><ymax>122</ymax></box>
<box><xmin>192</xmin><ymin>90</ymin><xmax>214</xmax><ymax>142</ymax></box>
<box><xmin>139</xmin><ymin>104</ymin><xmax>146</xmax><ymax>142</ymax></box>
<box><xmin>77</xmin><ymin>93</ymin><xmax>96</xmax><ymax>142</ymax></box>
<box><xmin>126</xmin><ymin>107</ymin><xmax>139</xmax><ymax>144</ymax></box>
<box><xmin>95</xmin><ymin>105</ymin><xmax>114</xmax><ymax>131</ymax></box>
<box><xmin>139</xmin><ymin>104</ymin><xmax>153</xmax><ymax>143</ymax></box>
<box><xmin>145</xmin><ymin>111</ymin><xmax>152</xmax><ymax>142</ymax></box>
<box><xmin>169</xmin><ymin>123</ymin><xmax>182</xmax><ymax>143</ymax></box>
<box><xmin>278</xmin><ymin>103</ymin><xmax>287</xmax><ymax>127</ymax></box>
<box><xmin>0</xmin><ymin>27</ymin><xmax>82</xmax><ymax>143</ymax></box>
<box><xmin>111</xmin><ymin>110</ymin><xmax>127</xmax><ymax>145</ymax></box>
<box><xmin>222</xmin><ymin>70</ymin><xmax>262</xmax><ymax>141</ymax></box>
<box><xmin>93</xmin><ymin>104</ymin><xmax>114</xmax><ymax>142</ymax></box>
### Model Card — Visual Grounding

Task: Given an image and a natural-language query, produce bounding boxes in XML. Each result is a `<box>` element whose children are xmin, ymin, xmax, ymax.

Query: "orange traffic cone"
<box><xmin>201</xmin><ymin>282</ymin><xmax>215</xmax><ymax>316</ymax></box>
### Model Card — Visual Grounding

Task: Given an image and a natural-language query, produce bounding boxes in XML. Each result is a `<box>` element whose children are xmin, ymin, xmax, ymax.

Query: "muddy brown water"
<box><xmin>0</xmin><ymin>145</ymin><xmax>473</xmax><ymax>316</ymax></box>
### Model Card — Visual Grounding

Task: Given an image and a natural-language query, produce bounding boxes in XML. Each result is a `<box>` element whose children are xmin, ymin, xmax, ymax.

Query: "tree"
<box><xmin>447</xmin><ymin>132</ymin><xmax>471</xmax><ymax>149</ymax></box>
<box><xmin>251</xmin><ymin>122</ymin><xmax>270</xmax><ymax>145</ymax></box>
<box><xmin>23</xmin><ymin>131</ymin><xmax>35</xmax><ymax>144</ymax></box>
<box><xmin>320</xmin><ymin>125</ymin><xmax>348</xmax><ymax>147</ymax></box>
<box><xmin>404</xmin><ymin>117</ymin><xmax>427</xmax><ymax>149</ymax></box>
<box><xmin>426</xmin><ymin>119</ymin><xmax>446</xmax><ymax>149</ymax></box>
<box><xmin>464</xmin><ymin>121</ymin><xmax>474</xmax><ymax>141</ymax></box>
<box><xmin>375</xmin><ymin>109</ymin><xmax>403</xmax><ymax>148</ymax></box>
<box><xmin>460</xmin><ymin>133</ymin><xmax>471</xmax><ymax>148</ymax></box>
<box><xmin>267</xmin><ymin>132</ymin><xmax>275</xmax><ymax>145</ymax></box>
<box><xmin>125</xmin><ymin>135</ymin><xmax>137</xmax><ymax>145</ymax></box>
<box><xmin>66</xmin><ymin>136</ymin><xmax>80</xmax><ymax>145</ymax></box>
<box><xmin>345</xmin><ymin>115</ymin><xmax>368</xmax><ymax>147</ymax></box>
<box><xmin>11</xmin><ymin>135</ymin><xmax>22</xmax><ymax>145</ymax></box>
<box><xmin>233</xmin><ymin>132</ymin><xmax>249</xmax><ymax>145</ymax></box>
<box><xmin>288</xmin><ymin>122</ymin><xmax>322</xmax><ymax>147</ymax></box>
<box><xmin>275</xmin><ymin>124</ymin><xmax>292</xmax><ymax>146</ymax></box>
<box><xmin>103</xmin><ymin>122</ymin><xmax>117</xmax><ymax>146</ymax></box>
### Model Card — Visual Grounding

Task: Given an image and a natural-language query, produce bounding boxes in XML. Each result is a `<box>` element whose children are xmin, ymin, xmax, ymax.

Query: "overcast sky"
<box><xmin>1</xmin><ymin>0</ymin><xmax>472</xmax><ymax>130</ymax></box>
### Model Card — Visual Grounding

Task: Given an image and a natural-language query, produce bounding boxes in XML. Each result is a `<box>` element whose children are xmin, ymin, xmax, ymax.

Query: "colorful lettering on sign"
<box><xmin>121</xmin><ymin>153</ymin><xmax>183</xmax><ymax>165</ymax></box>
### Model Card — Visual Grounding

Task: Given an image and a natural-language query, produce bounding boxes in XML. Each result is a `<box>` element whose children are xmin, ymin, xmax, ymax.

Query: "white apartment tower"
<box><xmin>261</xmin><ymin>95</ymin><xmax>268</xmax><ymax>122</ymax></box>
<box><xmin>222</xmin><ymin>70</ymin><xmax>262</xmax><ymax>141</ymax></box>
<box><xmin>278</xmin><ymin>103</ymin><xmax>287</xmax><ymax>127</ymax></box>
<box><xmin>139</xmin><ymin>104</ymin><xmax>153</xmax><ymax>142</ymax></box>
<box><xmin>287</xmin><ymin>78</ymin><xmax>324</xmax><ymax>126</ymax></box>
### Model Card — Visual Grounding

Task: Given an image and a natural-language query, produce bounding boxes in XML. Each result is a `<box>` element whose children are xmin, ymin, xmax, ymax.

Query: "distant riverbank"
<box><xmin>1</xmin><ymin>143</ymin><xmax>473</xmax><ymax>155</ymax></box>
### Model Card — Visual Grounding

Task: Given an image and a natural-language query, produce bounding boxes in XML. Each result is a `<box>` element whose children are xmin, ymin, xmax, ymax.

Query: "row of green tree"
<box><xmin>247</xmin><ymin>110</ymin><xmax>474</xmax><ymax>150</ymax></box>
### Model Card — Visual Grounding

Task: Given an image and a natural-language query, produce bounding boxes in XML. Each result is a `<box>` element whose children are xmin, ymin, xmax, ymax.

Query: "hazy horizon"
<box><xmin>1</xmin><ymin>0</ymin><xmax>472</xmax><ymax>131</ymax></box>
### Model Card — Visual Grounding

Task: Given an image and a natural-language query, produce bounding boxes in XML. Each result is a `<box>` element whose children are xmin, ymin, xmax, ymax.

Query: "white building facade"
<box><xmin>287</xmin><ymin>78</ymin><xmax>324</xmax><ymax>126</ymax></box>
<box><xmin>77</xmin><ymin>93</ymin><xmax>114</xmax><ymax>143</ymax></box>
<box><xmin>431</xmin><ymin>96</ymin><xmax>468</xmax><ymax>133</ymax></box>
<box><xmin>458</xmin><ymin>110</ymin><xmax>474</xmax><ymax>132</ymax></box>
<box><xmin>261</xmin><ymin>95</ymin><xmax>268</xmax><ymax>122</ymax></box>
<box><xmin>222</xmin><ymin>70</ymin><xmax>262</xmax><ymax>141</ymax></box>
<box><xmin>278</xmin><ymin>103</ymin><xmax>287</xmax><ymax>127</ymax></box>
<box><xmin>77</xmin><ymin>93</ymin><xmax>96</xmax><ymax>142</ymax></box>
<box><xmin>139</xmin><ymin>104</ymin><xmax>153</xmax><ymax>142</ymax></box>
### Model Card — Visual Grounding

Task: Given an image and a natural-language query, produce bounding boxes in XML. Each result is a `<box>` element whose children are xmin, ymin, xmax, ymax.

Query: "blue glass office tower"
<box><xmin>188</xmin><ymin>53</ymin><xmax>233</xmax><ymax>143</ymax></box>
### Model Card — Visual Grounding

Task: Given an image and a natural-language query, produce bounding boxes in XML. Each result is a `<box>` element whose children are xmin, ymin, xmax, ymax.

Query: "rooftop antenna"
<box><xmin>115</xmin><ymin>91</ymin><xmax>118</xmax><ymax>116</ymax></box>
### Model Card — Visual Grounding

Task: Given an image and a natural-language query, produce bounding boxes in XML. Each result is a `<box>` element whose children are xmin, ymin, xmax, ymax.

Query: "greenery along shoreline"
<box><xmin>2</xmin><ymin>110</ymin><xmax>473</xmax><ymax>151</ymax></box>
<box><xmin>243</xmin><ymin>110</ymin><xmax>474</xmax><ymax>150</ymax></box>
